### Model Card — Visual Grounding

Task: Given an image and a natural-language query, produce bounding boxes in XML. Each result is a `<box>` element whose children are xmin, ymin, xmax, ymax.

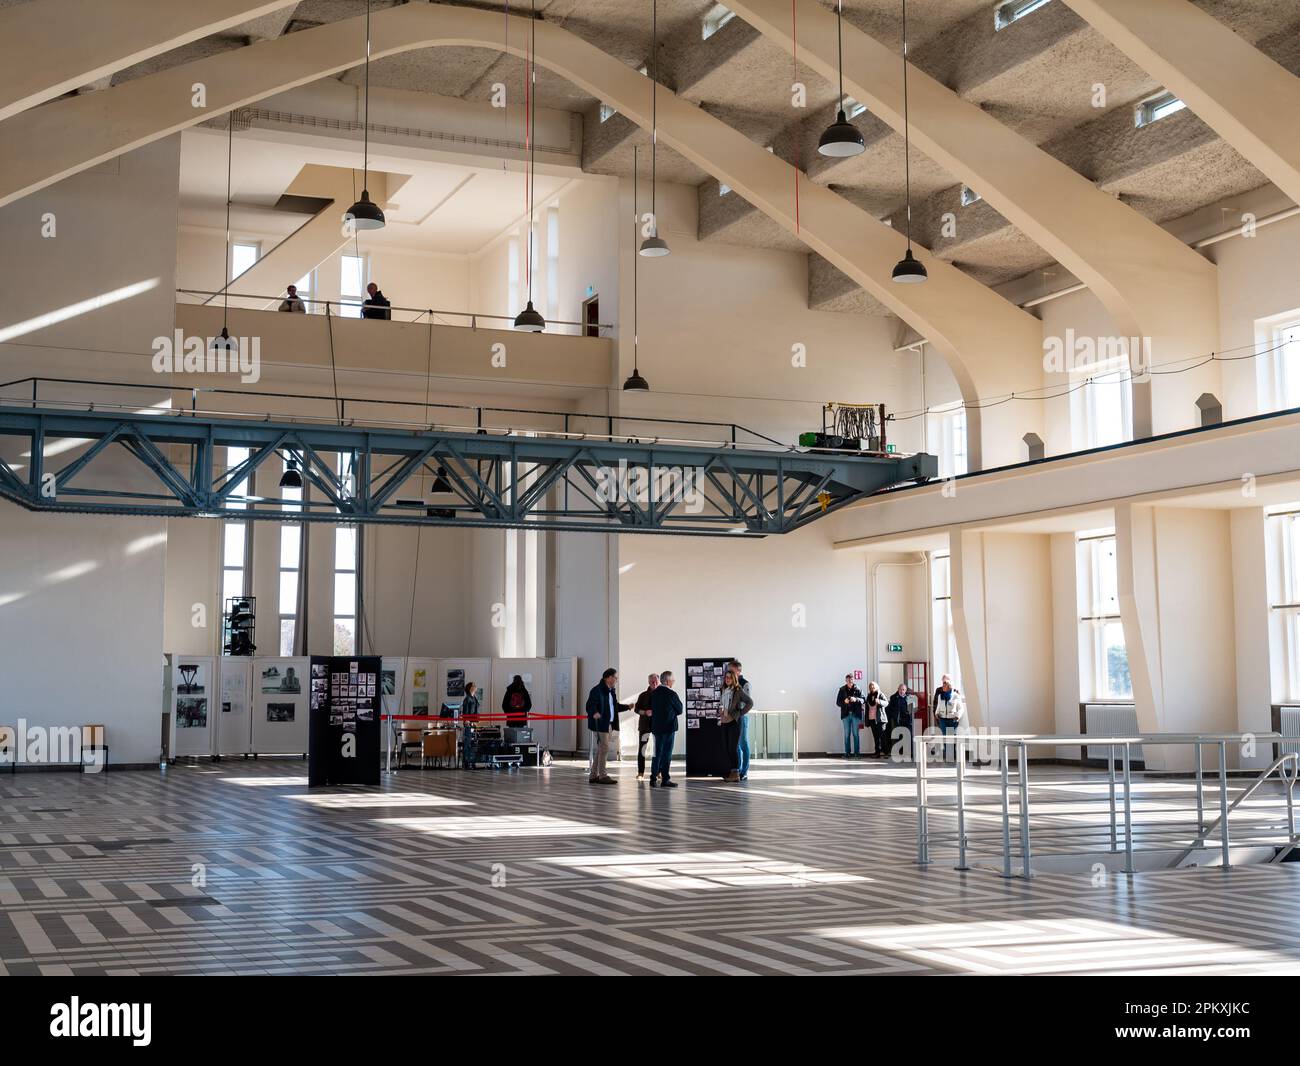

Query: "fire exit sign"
<box><xmin>886</xmin><ymin>643</ymin><xmax>903</xmax><ymax>653</ymax></box>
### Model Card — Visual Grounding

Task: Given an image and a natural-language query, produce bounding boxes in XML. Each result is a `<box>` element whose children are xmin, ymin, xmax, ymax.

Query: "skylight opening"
<box><xmin>995</xmin><ymin>0</ymin><xmax>1053</xmax><ymax>31</ymax></box>
<box><xmin>1135</xmin><ymin>90</ymin><xmax>1187</xmax><ymax>128</ymax></box>
<box><xmin>702</xmin><ymin>4</ymin><xmax>736</xmax><ymax>40</ymax></box>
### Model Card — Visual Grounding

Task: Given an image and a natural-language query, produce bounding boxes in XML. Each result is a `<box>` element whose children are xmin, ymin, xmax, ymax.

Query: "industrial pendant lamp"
<box><xmin>638</xmin><ymin>0</ymin><xmax>670</xmax><ymax>257</ymax></box>
<box><xmin>279</xmin><ymin>457</ymin><xmax>303</xmax><ymax>490</ymax></box>
<box><xmin>623</xmin><ymin>145</ymin><xmax>650</xmax><ymax>391</ymax></box>
<box><xmin>344</xmin><ymin>0</ymin><xmax>385</xmax><ymax>231</ymax></box>
<box><xmin>818</xmin><ymin>0</ymin><xmax>866</xmax><ymax>158</ymax></box>
<box><xmin>212</xmin><ymin>115</ymin><xmax>238</xmax><ymax>353</ymax></box>
<box><xmin>892</xmin><ymin>0</ymin><xmax>927</xmax><ymax>284</ymax></box>
<box><xmin>514</xmin><ymin>1</ymin><xmax>546</xmax><ymax>331</ymax></box>
<box><xmin>430</xmin><ymin>466</ymin><xmax>452</xmax><ymax>494</ymax></box>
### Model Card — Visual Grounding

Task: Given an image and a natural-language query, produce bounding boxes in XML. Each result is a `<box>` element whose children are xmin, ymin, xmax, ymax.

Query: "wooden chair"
<box><xmin>421</xmin><ymin>729</ymin><xmax>456</xmax><ymax>769</ymax></box>
<box><xmin>81</xmin><ymin>724</ymin><xmax>108</xmax><ymax>773</ymax></box>
<box><xmin>398</xmin><ymin>727</ymin><xmax>423</xmax><ymax>768</ymax></box>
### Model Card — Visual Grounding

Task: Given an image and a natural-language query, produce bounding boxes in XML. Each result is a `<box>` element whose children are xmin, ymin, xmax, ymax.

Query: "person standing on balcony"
<box><xmin>278</xmin><ymin>284</ymin><xmax>306</xmax><ymax>312</ymax></box>
<box><xmin>362</xmin><ymin>281</ymin><xmax>391</xmax><ymax>320</ymax></box>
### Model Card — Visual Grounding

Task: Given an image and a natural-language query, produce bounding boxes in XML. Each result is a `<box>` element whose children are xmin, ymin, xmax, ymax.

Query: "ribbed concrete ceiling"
<box><xmin>25</xmin><ymin>0</ymin><xmax>1300</xmax><ymax>316</ymax></box>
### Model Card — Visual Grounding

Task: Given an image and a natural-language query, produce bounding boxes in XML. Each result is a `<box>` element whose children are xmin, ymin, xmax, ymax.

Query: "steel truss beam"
<box><xmin>0</xmin><ymin>407</ymin><xmax>937</xmax><ymax>537</ymax></box>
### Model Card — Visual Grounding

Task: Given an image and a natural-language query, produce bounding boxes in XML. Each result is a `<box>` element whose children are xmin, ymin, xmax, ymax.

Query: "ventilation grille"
<box><xmin>1280</xmin><ymin>706</ymin><xmax>1300</xmax><ymax>756</ymax></box>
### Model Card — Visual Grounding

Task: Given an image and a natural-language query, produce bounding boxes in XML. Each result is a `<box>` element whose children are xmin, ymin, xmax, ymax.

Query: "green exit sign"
<box><xmin>886</xmin><ymin>643</ymin><xmax>903</xmax><ymax>653</ymax></box>
<box><xmin>886</xmin><ymin>444</ymin><xmax>897</xmax><ymax>453</ymax></box>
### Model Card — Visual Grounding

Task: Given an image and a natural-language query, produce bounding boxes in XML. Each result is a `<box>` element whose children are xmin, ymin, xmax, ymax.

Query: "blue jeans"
<box><xmin>843</xmin><ymin>714</ymin><xmax>861</xmax><ymax>755</ymax></box>
<box><xmin>937</xmin><ymin>717</ymin><xmax>959</xmax><ymax>760</ymax></box>
<box><xmin>737</xmin><ymin>714</ymin><xmax>750</xmax><ymax>777</ymax></box>
<box><xmin>651</xmin><ymin>731</ymin><xmax>676</xmax><ymax>780</ymax></box>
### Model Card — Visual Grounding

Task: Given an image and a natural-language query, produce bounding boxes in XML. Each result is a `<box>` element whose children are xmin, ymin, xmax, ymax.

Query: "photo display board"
<box><xmin>169</xmin><ymin>655</ymin><xmax>215</xmax><ymax>758</ymax></box>
<box><xmin>685</xmin><ymin>656</ymin><xmax>733</xmax><ymax>778</ymax></box>
<box><xmin>308</xmin><ymin>655</ymin><xmax>381</xmax><ymax>786</ymax></box>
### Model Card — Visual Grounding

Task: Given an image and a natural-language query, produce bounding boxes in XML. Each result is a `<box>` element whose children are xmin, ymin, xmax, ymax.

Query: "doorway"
<box><xmin>581</xmin><ymin>294</ymin><xmax>600</xmax><ymax>337</ymax></box>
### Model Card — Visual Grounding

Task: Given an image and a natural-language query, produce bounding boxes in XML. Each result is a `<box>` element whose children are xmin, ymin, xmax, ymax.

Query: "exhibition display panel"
<box><xmin>216</xmin><ymin>657</ymin><xmax>253</xmax><ymax>756</ymax></box>
<box><xmin>684</xmin><ymin>656</ymin><xmax>733</xmax><ymax>777</ymax></box>
<box><xmin>251</xmin><ymin>656</ymin><xmax>310</xmax><ymax>756</ymax></box>
<box><xmin>403</xmin><ymin>656</ymin><xmax>438</xmax><ymax>717</ymax></box>
<box><xmin>308</xmin><ymin>655</ymin><xmax>381</xmax><ymax>787</ymax></box>
<box><xmin>168</xmin><ymin>655</ymin><xmax>215</xmax><ymax>758</ymax></box>
<box><xmin>545</xmin><ymin>657</ymin><xmax>577</xmax><ymax>754</ymax></box>
<box><xmin>436</xmin><ymin>658</ymin><xmax>489</xmax><ymax>717</ymax></box>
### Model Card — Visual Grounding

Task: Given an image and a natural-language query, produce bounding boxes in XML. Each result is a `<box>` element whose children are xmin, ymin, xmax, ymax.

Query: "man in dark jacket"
<box><xmin>361</xmin><ymin>282</ymin><xmax>391</xmax><ymax>320</ymax></box>
<box><xmin>502</xmin><ymin>675</ymin><xmax>532</xmax><ymax>729</ymax></box>
<box><xmin>648</xmin><ymin>670</ymin><xmax>683</xmax><ymax>788</ymax></box>
<box><xmin>585</xmin><ymin>668</ymin><xmax>629</xmax><ymax>785</ymax></box>
<box><xmin>837</xmin><ymin>675</ymin><xmax>865</xmax><ymax>757</ymax></box>
<box><xmin>886</xmin><ymin>683</ymin><xmax>913</xmax><ymax>763</ymax></box>
<box><xmin>633</xmin><ymin>673</ymin><xmax>659</xmax><ymax>780</ymax></box>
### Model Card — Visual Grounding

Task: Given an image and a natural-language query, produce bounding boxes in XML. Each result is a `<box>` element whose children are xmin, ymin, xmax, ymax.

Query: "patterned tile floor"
<box><xmin>1</xmin><ymin>756</ymin><xmax>1299</xmax><ymax>975</ymax></box>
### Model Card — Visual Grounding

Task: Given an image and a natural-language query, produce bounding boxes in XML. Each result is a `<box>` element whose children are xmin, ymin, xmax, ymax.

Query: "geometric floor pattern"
<box><xmin>2</xmin><ymin>757</ymin><xmax>1299</xmax><ymax>975</ymax></box>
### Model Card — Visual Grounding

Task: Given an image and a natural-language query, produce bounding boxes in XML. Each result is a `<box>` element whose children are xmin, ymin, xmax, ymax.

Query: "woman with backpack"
<box><xmin>502</xmin><ymin>675</ymin><xmax>532</xmax><ymax>729</ymax></box>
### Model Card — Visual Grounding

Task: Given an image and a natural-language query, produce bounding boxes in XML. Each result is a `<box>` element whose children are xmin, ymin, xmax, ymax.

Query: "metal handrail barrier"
<box><xmin>913</xmin><ymin>731</ymin><xmax>1292</xmax><ymax>880</ymax></box>
<box><xmin>0</xmin><ymin>376</ymin><xmax>791</xmax><ymax>451</ymax></box>
<box><xmin>176</xmin><ymin>288</ymin><xmax>614</xmax><ymax>333</ymax></box>
<box><xmin>746</xmin><ymin>710</ymin><xmax>799</xmax><ymax>763</ymax></box>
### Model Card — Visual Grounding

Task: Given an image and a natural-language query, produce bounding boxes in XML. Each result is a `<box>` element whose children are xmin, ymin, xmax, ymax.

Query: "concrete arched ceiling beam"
<box><xmin>727</xmin><ymin>0</ymin><xmax>1222</xmax><ymax>439</ymax></box>
<box><xmin>0</xmin><ymin>1</ymin><xmax>295</xmax><ymax>123</ymax></box>
<box><xmin>1062</xmin><ymin>0</ymin><xmax>1300</xmax><ymax>211</ymax></box>
<box><xmin>0</xmin><ymin>3</ymin><xmax>1045</xmax><ymax>470</ymax></box>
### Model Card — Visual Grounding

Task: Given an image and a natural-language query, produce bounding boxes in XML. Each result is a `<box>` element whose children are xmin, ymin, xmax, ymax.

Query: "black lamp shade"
<box><xmin>892</xmin><ymin>248</ymin><xmax>929</xmax><ymax>284</ymax></box>
<box><xmin>818</xmin><ymin>110</ymin><xmax>866</xmax><ymax>157</ymax></box>
<box><xmin>344</xmin><ymin>189</ymin><xmax>385</xmax><ymax>230</ymax></box>
<box><xmin>513</xmin><ymin>300</ymin><xmax>545</xmax><ymax>332</ymax></box>
<box><xmin>279</xmin><ymin>460</ymin><xmax>303</xmax><ymax>490</ymax></box>
<box><xmin>638</xmin><ymin>235</ymin><xmax>670</xmax><ymax>257</ymax></box>
<box><xmin>210</xmin><ymin>326</ymin><xmax>237</xmax><ymax>352</ymax></box>
<box><xmin>431</xmin><ymin>467</ymin><xmax>452</xmax><ymax>494</ymax></box>
<box><xmin>623</xmin><ymin>367</ymin><xmax>650</xmax><ymax>391</ymax></box>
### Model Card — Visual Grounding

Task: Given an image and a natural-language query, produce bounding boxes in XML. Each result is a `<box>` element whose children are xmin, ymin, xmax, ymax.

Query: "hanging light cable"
<box><xmin>624</xmin><ymin>144</ymin><xmax>650</xmax><ymax>390</ymax></box>
<box><xmin>638</xmin><ymin>0</ymin><xmax>670</xmax><ymax>257</ymax></box>
<box><xmin>212</xmin><ymin>114</ymin><xmax>238</xmax><ymax>352</ymax></box>
<box><xmin>818</xmin><ymin>0</ymin><xmax>865</xmax><ymax>158</ymax></box>
<box><xmin>892</xmin><ymin>0</ymin><xmax>927</xmax><ymax>283</ymax></box>
<box><xmin>344</xmin><ymin>0</ymin><xmax>385</xmax><ymax>230</ymax></box>
<box><xmin>514</xmin><ymin>0</ymin><xmax>545</xmax><ymax>331</ymax></box>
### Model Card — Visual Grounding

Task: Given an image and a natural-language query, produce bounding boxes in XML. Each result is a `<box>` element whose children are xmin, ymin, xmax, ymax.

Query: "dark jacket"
<box><xmin>460</xmin><ymin>693</ymin><xmax>480</xmax><ymax>720</ymax></box>
<box><xmin>886</xmin><ymin>692</ymin><xmax>912</xmax><ymax>724</ymax></box>
<box><xmin>585</xmin><ymin>682</ymin><xmax>625</xmax><ymax>733</ymax></box>
<box><xmin>361</xmin><ymin>290</ymin><xmax>391</xmax><ymax>320</ymax></box>
<box><xmin>649</xmin><ymin>686</ymin><xmax>683</xmax><ymax>734</ymax></box>
<box><xmin>502</xmin><ymin>683</ymin><xmax>532</xmax><ymax>725</ymax></box>
<box><xmin>634</xmin><ymin>687</ymin><xmax>655</xmax><ymax>734</ymax></box>
<box><xmin>837</xmin><ymin>684</ymin><xmax>864</xmax><ymax>719</ymax></box>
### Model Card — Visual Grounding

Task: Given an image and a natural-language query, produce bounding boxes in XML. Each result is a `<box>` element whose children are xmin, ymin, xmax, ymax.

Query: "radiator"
<box><xmin>1084</xmin><ymin>704</ymin><xmax>1142</xmax><ymax>764</ymax></box>
<box><xmin>1280</xmin><ymin>707</ymin><xmax>1300</xmax><ymax>757</ymax></box>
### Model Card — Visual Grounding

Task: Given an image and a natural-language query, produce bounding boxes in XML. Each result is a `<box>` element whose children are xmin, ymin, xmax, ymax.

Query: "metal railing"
<box><xmin>913</xmin><ymin>731</ymin><xmax>1296</xmax><ymax>879</ymax></box>
<box><xmin>176</xmin><ymin>288</ymin><xmax>613</xmax><ymax>336</ymax></box>
<box><xmin>746</xmin><ymin>710</ymin><xmax>799</xmax><ymax>762</ymax></box>
<box><xmin>0</xmin><ymin>376</ymin><xmax>790</xmax><ymax>452</ymax></box>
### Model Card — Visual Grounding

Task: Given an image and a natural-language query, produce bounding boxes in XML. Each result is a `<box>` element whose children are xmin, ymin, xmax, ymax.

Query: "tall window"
<box><xmin>278</xmin><ymin>458</ymin><xmax>303</xmax><ymax>656</ymax></box>
<box><xmin>221</xmin><ymin>447</ymin><xmax>252</xmax><ymax>632</ymax></box>
<box><xmin>294</xmin><ymin>270</ymin><xmax>315</xmax><ymax>314</ymax></box>
<box><xmin>930</xmin><ymin>553</ymin><xmax>960</xmax><ymax>690</ymax></box>
<box><xmin>1076</xmin><ymin>533</ymin><xmax>1132</xmax><ymax>701</ymax></box>
<box><xmin>503</xmin><ymin>435</ymin><xmax>540</xmax><ymax>656</ymax></box>
<box><xmin>507</xmin><ymin>236</ymin><xmax>520</xmax><ymax>320</ymax></box>
<box><xmin>930</xmin><ymin>406</ymin><xmax>967</xmax><ymax>479</ymax></box>
<box><xmin>1070</xmin><ymin>356</ymin><xmax>1131</xmax><ymax>450</ymax></box>
<box><xmin>231</xmin><ymin>241</ymin><xmax>259</xmax><ymax>281</ymax></box>
<box><xmin>1267</xmin><ymin>510</ymin><xmax>1300</xmax><ymax>702</ymax></box>
<box><xmin>333</xmin><ymin>452</ymin><xmax>358</xmax><ymax>654</ymax></box>
<box><xmin>546</xmin><ymin>205</ymin><xmax>560</xmax><ymax>325</ymax></box>
<box><xmin>340</xmin><ymin>253</ymin><xmax>367</xmax><ymax>319</ymax></box>
<box><xmin>1262</xmin><ymin>318</ymin><xmax>1300</xmax><ymax>413</ymax></box>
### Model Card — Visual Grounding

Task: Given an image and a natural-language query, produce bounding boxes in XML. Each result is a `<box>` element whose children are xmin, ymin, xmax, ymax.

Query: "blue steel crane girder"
<box><xmin>0</xmin><ymin>407</ymin><xmax>937</xmax><ymax>536</ymax></box>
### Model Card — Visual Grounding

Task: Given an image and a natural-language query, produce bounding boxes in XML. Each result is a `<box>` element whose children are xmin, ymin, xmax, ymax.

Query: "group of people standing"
<box><xmin>585</xmin><ymin>659</ymin><xmax>752</xmax><ymax>787</ymax></box>
<box><xmin>837</xmin><ymin>676</ymin><xmax>914</xmax><ymax>759</ymax></box>
<box><xmin>835</xmin><ymin>673</ymin><xmax>966</xmax><ymax>762</ymax></box>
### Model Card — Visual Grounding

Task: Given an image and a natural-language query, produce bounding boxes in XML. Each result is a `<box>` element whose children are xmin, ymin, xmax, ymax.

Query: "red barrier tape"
<box><xmin>382</xmin><ymin>713</ymin><xmax>587</xmax><ymax>721</ymax></box>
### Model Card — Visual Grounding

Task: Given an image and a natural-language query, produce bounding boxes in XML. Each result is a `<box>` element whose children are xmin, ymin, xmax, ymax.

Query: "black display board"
<box><xmin>308</xmin><ymin>655</ymin><xmax>381</xmax><ymax>786</ymax></box>
<box><xmin>684</xmin><ymin>656</ymin><xmax>733</xmax><ymax>778</ymax></box>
